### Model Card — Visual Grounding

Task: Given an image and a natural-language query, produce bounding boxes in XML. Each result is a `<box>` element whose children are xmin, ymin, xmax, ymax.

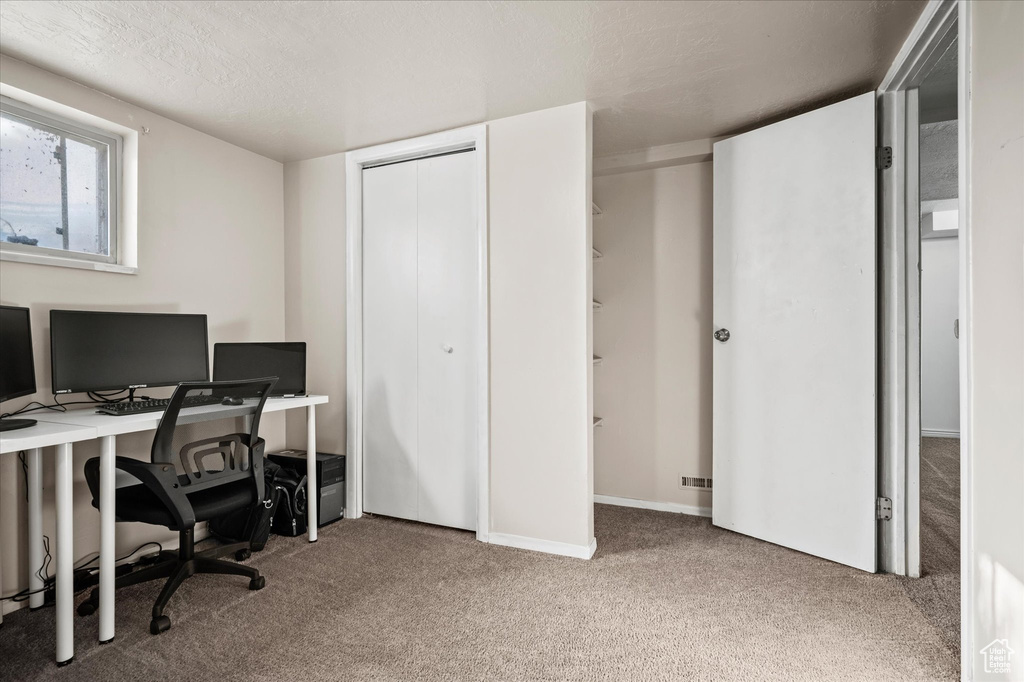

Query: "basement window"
<box><xmin>0</xmin><ymin>95</ymin><xmax>121</xmax><ymax>267</ymax></box>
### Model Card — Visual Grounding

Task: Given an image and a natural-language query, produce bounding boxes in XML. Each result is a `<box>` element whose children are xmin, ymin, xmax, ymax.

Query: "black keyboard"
<box><xmin>96</xmin><ymin>394</ymin><xmax>224</xmax><ymax>416</ymax></box>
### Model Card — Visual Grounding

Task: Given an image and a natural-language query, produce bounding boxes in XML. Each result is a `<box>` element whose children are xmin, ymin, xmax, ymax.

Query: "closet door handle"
<box><xmin>442</xmin><ymin>344</ymin><xmax>454</xmax><ymax>354</ymax></box>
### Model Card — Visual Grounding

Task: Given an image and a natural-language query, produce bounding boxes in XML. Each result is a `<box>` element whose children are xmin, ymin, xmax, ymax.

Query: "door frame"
<box><xmin>877</xmin><ymin>0</ymin><xmax>972</xmax><ymax>673</ymax></box>
<box><xmin>345</xmin><ymin>125</ymin><xmax>491</xmax><ymax>542</ymax></box>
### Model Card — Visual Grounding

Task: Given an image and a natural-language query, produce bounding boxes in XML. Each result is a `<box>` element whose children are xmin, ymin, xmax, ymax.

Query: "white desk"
<box><xmin>4</xmin><ymin>393</ymin><xmax>327</xmax><ymax>664</ymax></box>
<box><xmin>1</xmin><ymin>420</ymin><xmax>100</xmax><ymax>665</ymax></box>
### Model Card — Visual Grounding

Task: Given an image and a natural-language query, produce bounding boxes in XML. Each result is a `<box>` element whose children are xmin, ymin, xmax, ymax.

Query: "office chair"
<box><xmin>79</xmin><ymin>377</ymin><xmax>277</xmax><ymax>635</ymax></box>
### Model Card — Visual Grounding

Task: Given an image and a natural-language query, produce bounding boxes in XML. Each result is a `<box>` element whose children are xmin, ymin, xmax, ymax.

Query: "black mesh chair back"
<box><xmin>151</xmin><ymin>377</ymin><xmax>277</xmax><ymax>503</ymax></box>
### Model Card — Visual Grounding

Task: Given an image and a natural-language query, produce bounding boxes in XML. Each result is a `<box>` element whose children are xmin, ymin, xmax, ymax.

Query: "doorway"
<box><xmin>910</xmin><ymin>35</ymin><xmax>962</xmax><ymax>661</ymax></box>
<box><xmin>877</xmin><ymin>0</ymin><xmax>964</xmax><ymax>670</ymax></box>
<box><xmin>344</xmin><ymin>125</ymin><xmax>491</xmax><ymax>540</ymax></box>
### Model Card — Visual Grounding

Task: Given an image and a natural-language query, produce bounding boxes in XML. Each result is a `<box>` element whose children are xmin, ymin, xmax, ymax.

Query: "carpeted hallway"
<box><xmin>1</xmin><ymin>493</ymin><xmax>960</xmax><ymax>681</ymax></box>
<box><xmin>900</xmin><ymin>436</ymin><xmax>961</xmax><ymax>661</ymax></box>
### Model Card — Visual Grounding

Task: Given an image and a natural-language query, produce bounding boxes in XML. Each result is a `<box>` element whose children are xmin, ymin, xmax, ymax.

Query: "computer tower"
<box><xmin>267</xmin><ymin>450</ymin><xmax>346</xmax><ymax>526</ymax></box>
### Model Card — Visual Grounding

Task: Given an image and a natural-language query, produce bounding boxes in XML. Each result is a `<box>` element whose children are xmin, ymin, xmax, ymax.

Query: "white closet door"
<box><xmin>416</xmin><ymin>151</ymin><xmax>479</xmax><ymax>530</ymax></box>
<box><xmin>362</xmin><ymin>161</ymin><xmax>420</xmax><ymax>522</ymax></box>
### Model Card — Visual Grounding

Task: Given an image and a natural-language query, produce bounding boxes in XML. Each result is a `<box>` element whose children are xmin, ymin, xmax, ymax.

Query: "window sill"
<box><xmin>0</xmin><ymin>249</ymin><xmax>137</xmax><ymax>275</ymax></box>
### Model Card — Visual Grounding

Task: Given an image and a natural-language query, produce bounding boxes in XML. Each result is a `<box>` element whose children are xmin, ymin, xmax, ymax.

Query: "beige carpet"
<box><xmin>1</xmin><ymin>503</ymin><xmax>958</xmax><ymax>681</ymax></box>
<box><xmin>900</xmin><ymin>436</ymin><xmax>961</xmax><ymax>661</ymax></box>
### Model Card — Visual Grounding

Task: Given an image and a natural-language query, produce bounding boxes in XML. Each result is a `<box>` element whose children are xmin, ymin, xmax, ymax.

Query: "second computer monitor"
<box><xmin>213</xmin><ymin>342</ymin><xmax>306</xmax><ymax>397</ymax></box>
<box><xmin>1</xmin><ymin>305</ymin><xmax>36</xmax><ymax>402</ymax></box>
<box><xmin>50</xmin><ymin>310</ymin><xmax>209</xmax><ymax>394</ymax></box>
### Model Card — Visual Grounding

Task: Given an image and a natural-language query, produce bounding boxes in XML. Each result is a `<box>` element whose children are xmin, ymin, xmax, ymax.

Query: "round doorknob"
<box><xmin>442</xmin><ymin>344</ymin><xmax>453</xmax><ymax>354</ymax></box>
<box><xmin>714</xmin><ymin>328</ymin><xmax>730</xmax><ymax>343</ymax></box>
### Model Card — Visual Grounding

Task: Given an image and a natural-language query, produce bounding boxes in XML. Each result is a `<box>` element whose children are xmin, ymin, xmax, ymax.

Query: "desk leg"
<box><xmin>307</xmin><ymin>406</ymin><xmax>317</xmax><ymax>542</ymax></box>
<box><xmin>54</xmin><ymin>443</ymin><xmax>74</xmax><ymax>666</ymax></box>
<box><xmin>27</xmin><ymin>448</ymin><xmax>44</xmax><ymax>610</ymax></box>
<box><xmin>99</xmin><ymin>436</ymin><xmax>115</xmax><ymax>644</ymax></box>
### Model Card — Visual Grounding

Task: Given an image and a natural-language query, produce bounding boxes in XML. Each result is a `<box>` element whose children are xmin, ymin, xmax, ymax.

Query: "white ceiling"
<box><xmin>0</xmin><ymin>0</ymin><xmax>924</xmax><ymax>163</ymax></box>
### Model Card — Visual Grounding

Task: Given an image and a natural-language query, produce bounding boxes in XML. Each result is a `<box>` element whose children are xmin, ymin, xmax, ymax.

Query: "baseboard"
<box><xmin>594</xmin><ymin>494</ymin><xmax>712</xmax><ymax>518</ymax></box>
<box><xmin>487</xmin><ymin>533</ymin><xmax>597</xmax><ymax>560</ymax></box>
<box><xmin>922</xmin><ymin>429</ymin><xmax>960</xmax><ymax>439</ymax></box>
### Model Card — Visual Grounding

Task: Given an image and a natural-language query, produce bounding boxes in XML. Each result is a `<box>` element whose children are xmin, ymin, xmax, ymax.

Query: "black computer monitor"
<box><xmin>1</xmin><ymin>305</ymin><xmax>38</xmax><ymax>431</ymax></box>
<box><xmin>50</xmin><ymin>310</ymin><xmax>209</xmax><ymax>394</ymax></box>
<box><xmin>213</xmin><ymin>342</ymin><xmax>306</xmax><ymax>397</ymax></box>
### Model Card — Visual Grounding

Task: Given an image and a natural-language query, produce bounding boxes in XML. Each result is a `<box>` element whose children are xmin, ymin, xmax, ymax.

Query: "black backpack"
<box><xmin>271</xmin><ymin>466</ymin><xmax>308</xmax><ymax>537</ymax></box>
<box><xmin>209</xmin><ymin>460</ymin><xmax>283</xmax><ymax>552</ymax></box>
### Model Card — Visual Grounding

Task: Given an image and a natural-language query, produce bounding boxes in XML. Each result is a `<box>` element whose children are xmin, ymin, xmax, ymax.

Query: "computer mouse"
<box><xmin>221</xmin><ymin>396</ymin><xmax>245</xmax><ymax>406</ymax></box>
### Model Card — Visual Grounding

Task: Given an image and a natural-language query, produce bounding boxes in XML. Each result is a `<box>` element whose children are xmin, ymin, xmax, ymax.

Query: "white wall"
<box><xmin>488</xmin><ymin>102</ymin><xmax>595</xmax><ymax>554</ymax></box>
<box><xmin>282</xmin><ymin>154</ymin><xmax>347</xmax><ymax>456</ymax></box>
<box><xmin>0</xmin><ymin>55</ymin><xmax>286</xmax><ymax>613</ymax></box>
<box><xmin>920</xmin><ymin>238</ymin><xmax>959</xmax><ymax>436</ymax></box>
<box><xmin>284</xmin><ymin>102</ymin><xmax>595</xmax><ymax>556</ymax></box>
<box><xmin>967</xmin><ymin>1</ymin><xmax>1024</xmax><ymax>678</ymax></box>
<box><xmin>592</xmin><ymin>162</ymin><xmax>713</xmax><ymax>512</ymax></box>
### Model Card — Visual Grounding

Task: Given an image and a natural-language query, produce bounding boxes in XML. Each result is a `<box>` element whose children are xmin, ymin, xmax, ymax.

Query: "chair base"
<box><xmin>77</xmin><ymin>529</ymin><xmax>263</xmax><ymax>634</ymax></box>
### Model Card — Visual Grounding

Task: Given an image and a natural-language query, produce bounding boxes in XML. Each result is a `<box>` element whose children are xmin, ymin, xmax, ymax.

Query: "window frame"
<box><xmin>0</xmin><ymin>94</ymin><xmax>122</xmax><ymax>266</ymax></box>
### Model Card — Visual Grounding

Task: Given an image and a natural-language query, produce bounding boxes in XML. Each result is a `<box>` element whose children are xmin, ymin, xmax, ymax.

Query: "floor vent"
<box><xmin>679</xmin><ymin>476</ymin><xmax>712</xmax><ymax>490</ymax></box>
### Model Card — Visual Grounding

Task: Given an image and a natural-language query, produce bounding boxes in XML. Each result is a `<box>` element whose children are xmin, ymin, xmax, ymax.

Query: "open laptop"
<box><xmin>213</xmin><ymin>342</ymin><xmax>306</xmax><ymax>397</ymax></box>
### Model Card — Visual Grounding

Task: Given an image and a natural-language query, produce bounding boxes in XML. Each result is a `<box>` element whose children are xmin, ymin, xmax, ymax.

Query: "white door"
<box><xmin>362</xmin><ymin>151</ymin><xmax>479</xmax><ymax>531</ymax></box>
<box><xmin>712</xmin><ymin>92</ymin><xmax>877</xmax><ymax>572</ymax></box>
<box><xmin>362</xmin><ymin>160</ymin><xmax>420</xmax><ymax>522</ymax></box>
<box><xmin>416</xmin><ymin>151</ymin><xmax>479</xmax><ymax>530</ymax></box>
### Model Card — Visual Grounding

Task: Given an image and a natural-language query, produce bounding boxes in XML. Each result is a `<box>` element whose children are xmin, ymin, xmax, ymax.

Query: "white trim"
<box><xmin>488</xmin><ymin>533</ymin><xmax>598</xmax><ymax>560</ymax></box>
<box><xmin>921</xmin><ymin>429</ymin><xmax>960</xmax><ymax>439</ymax></box>
<box><xmin>876</xmin><ymin>0</ymin><xmax>958</xmax><ymax>578</ymax></box>
<box><xmin>956</xmin><ymin>0</ymin><xmax>973</xmax><ymax>673</ymax></box>
<box><xmin>345</xmin><ymin>125</ymin><xmax>490</xmax><ymax>542</ymax></box>
<box><xmin>0</xmin><ymin>249</ymin><xmax>137</xmax><ymax>274</ymax></box>
<box><xmin>878</xmin><ymin>0</ymin><xmax>959</xmax><ymax>92</ymax></box>
<box><xmin>594</xmin><ymin>494</ymin><xmax>712</xmax><ymax>518</ymax></box>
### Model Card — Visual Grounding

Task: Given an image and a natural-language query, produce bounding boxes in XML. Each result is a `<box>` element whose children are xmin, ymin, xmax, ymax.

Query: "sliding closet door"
<box><xmin>362</xmin><ymin>161</ymin><xmax>420</xmax><ymax>522</ymax></box>
<box><xmin>416</xmin><ymin>151</ymin><xmax>479</xmax><ymax>530</ymax></box>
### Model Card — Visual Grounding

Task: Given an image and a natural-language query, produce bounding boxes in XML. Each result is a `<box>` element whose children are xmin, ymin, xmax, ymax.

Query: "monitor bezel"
<box><xmin>0</xmin><ymin>305</ymin><xmax>37</xmax><ymax>402</ymax></box>
<box><xmin>49</xmin><ymin>309</ymin><xmax>210</xmax><ymax>394</ymax></box>
<box><xmin>213</xmin><ymin>341</ymin><xmax>307</xmax><ymax>397</ymax></box>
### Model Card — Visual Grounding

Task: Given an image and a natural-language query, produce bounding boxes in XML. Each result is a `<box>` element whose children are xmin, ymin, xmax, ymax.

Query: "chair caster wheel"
<box><xmin>150</xmin><ymin>615</ymin><xmax>171</xmax><ymax>635</ymax></box>
<box><xmin>235</xmin><ymin>549</ymin><xmax>252</xmax><ymax>562</ymax></box>
<box><xmin>249</xmin><ymin>576</ymin><xmax>265</xmax><ymax>591</ymax></box>
<box><xmin>77</xmin><ymin>600</ymin><xmax>97</xmax><ymax>617</ymax></box>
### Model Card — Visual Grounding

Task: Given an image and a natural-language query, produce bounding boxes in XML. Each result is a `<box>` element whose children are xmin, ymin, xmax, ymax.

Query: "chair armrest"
<box><xmin>84</xmin><ymin>456</ymin><xmax>196</xmax><ymax>529</ymax></box>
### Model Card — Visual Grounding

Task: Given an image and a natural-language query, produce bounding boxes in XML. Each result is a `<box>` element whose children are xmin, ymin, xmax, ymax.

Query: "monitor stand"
<box><xmin>0</xmin><ymin>417</ymin><xmax>37</xmax><ymax>432</ymax></box>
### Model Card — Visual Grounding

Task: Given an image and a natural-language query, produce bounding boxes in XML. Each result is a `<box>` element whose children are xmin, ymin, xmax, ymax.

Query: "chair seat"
<box><xmin>93</xmin><ymin>476</ymin><xmax>256</xmax><ymax>530</ymax></box>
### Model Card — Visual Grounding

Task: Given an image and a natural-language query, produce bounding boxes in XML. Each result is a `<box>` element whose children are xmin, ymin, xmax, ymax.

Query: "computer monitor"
<box><xmin>50</xmin><ymin>310</ymin><xmax>209</xmax><ymax>394</ymax></box>
<box><xmin>1</xmin><ymin>305</ymin><xmax>38</xmax><ymax>431</ymax></box>
<box><xmin>213</xmin><ymin>342</ymin><xmax>306</xmax><ymax>397</ymax></box>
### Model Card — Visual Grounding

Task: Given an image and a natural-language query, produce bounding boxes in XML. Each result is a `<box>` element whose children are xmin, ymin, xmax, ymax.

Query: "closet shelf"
<box><xmin>592</xmin><ymin>247</ymin><xmax>603</xmax><ymax>261</ymax></box>
<box><xmin>593</xmin><ymin>417</ymin><xmax>604</xmax><ymax>427</ymax></box>
<box><xmin>592</xmin><ymin>300</ymin><xmax>603</xmax><ymax>311</ymax></box>
<box><xmin>593</xmin><ymin>355</ymin><xmax>603</xmax><ymax>366</ymax></box>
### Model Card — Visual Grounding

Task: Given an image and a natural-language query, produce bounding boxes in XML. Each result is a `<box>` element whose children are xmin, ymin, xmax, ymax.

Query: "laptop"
<box><xmin>213</xmin><ymin>342</ymin><xmax>306</xmax><ymax>397</ymax></box>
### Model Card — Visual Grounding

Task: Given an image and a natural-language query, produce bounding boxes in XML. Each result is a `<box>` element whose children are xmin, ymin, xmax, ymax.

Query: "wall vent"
<box><xmin>679</xmin><ymin>476</ymin><xmax>712</xmax><ymax>490</ymax></box>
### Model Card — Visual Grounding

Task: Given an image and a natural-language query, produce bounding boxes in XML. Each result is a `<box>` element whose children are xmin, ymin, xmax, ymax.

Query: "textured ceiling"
<box><xmin>920</xmin><ymin>38</ymin><xmax>958</xmax><ymax>123</ymax></box>
<box><xmin>0</xmin><ymin>0</ymin><xmax>925</xmax><ymax>162</ymax></box>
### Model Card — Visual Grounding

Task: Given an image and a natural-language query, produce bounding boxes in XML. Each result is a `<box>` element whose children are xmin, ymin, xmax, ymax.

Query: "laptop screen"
<box><xmin>213</xmin><ymin>342</ymin><xmax>306</xmax><ymax>396</ymax></box>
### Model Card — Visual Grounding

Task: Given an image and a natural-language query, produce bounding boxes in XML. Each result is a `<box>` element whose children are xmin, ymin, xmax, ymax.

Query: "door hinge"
<box><xmin>876</xmin><ymin>497</ymin><xmax>893</xmax><ymax>521</ymax></box>
<box><xmin>876</xmin><ymin>146</ymin><xmax>893</xmax><ymax>170</ymax></box>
